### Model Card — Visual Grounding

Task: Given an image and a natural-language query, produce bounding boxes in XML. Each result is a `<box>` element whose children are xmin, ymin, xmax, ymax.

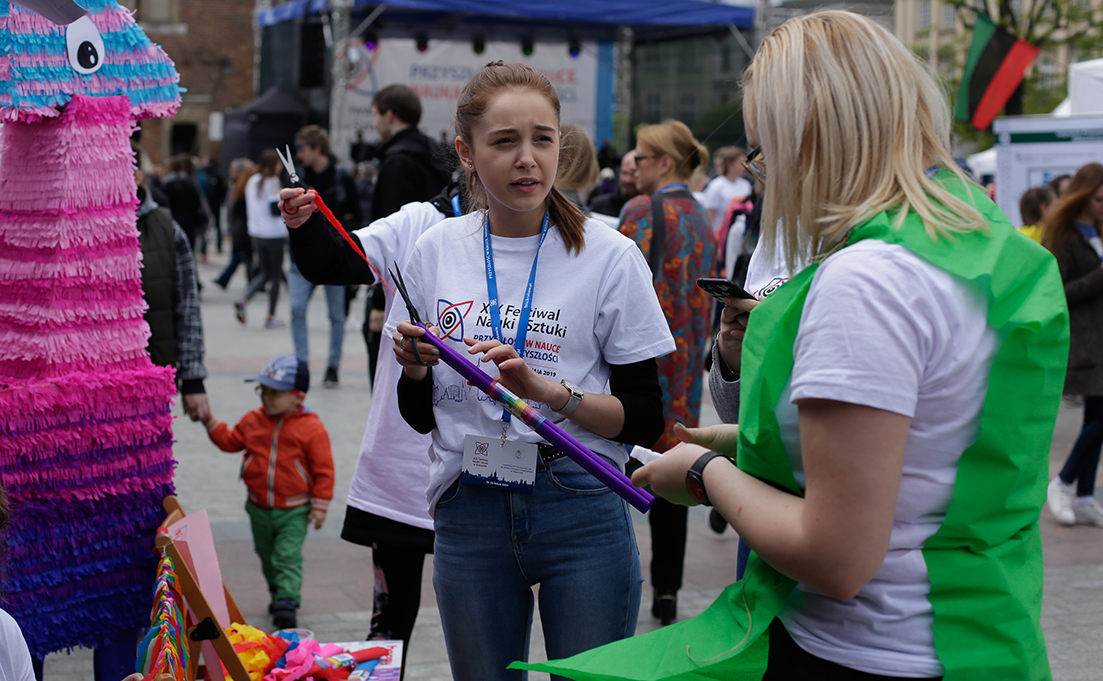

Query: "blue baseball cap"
<box><xmin>246</xmin><ymin>355</ymin><xmax>310</xmax><ymax>392</ymax></box>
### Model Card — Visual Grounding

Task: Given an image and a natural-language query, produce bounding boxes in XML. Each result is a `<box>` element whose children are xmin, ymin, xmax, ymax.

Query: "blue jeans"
<box><xmin>1060</xmin><ymin>395</ymin><xmax>1103</xmax><ymax>498</ymax></box>
<box><xmin>432</xmin><ymin>455</ymin><xmax>642</xmax><ymax>681</ymax></box>
<box><xmin>288</xmin><ymin>261</ymin><xmax>345</xmax><ymax>370</ymax></box>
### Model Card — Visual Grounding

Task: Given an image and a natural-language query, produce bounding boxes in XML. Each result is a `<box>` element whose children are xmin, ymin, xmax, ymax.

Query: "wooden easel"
<box><xmin>155</xmin><ymin>495</ymin><xmax>251</xmax><ymax>681</ymax></box>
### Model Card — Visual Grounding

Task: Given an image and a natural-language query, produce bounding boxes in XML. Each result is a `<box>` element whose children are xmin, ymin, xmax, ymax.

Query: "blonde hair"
<box><xmin>689</xmin><ymin>165</ymin><xmax>709</xmax><ymax>193</ymax></box>
<box><xmin>636</xmin><ymin>120</ymin><xmax>709</xmax><ymax>182</ymax></box>
<box><xmin>556</xmin><ymin>124</ymin><xmax>600</xmax><ymax>200</ymax></box>
<box><xmin>744</xmin><ymin>11</ymin><xmax>986</xmax><ymax>271</ymax></box>
<box><xmin>454</xmin><ymin>61</ymin><xmax>587</xmax><ymax>254</ymax></box>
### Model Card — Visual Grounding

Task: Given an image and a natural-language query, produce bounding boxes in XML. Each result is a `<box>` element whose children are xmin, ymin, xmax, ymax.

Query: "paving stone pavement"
<box><xmin>38</xmin><ymin>250</ymin><xmax>1103</xmax><ymax>680</ymax></box>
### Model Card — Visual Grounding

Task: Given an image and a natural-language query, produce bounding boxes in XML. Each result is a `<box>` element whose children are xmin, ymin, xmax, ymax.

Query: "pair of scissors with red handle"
<box><xmin>275</xmin><ymin>144</ymin><xmax>393</xmax><ymax>294</ymax></box>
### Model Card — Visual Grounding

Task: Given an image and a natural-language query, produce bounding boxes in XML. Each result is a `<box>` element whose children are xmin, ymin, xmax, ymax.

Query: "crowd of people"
<box><xmin>272</xmin><ymin>12</ymin><xmax>1070</xmax><ymax>679</ymax></box>
<box><xmin>4</xmin><ymin>9</ymin><xmax>1087</xmax><ymax>681</ymax></box>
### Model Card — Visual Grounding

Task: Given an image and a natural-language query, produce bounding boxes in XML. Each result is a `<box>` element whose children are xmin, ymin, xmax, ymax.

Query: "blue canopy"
<box><xmin>256</xmin><ymin>0</ymin><xmax>754</xmax><ymax>37</ymax></box>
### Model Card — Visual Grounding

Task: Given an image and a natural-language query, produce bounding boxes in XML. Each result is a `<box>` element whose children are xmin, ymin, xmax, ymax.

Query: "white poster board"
<box><xmin>993</xmin><ymin>115</ymin><xmax>1103</xmax><ymax>225</ymax></box>
<box><xmin>339</xmin><ymin>37</ymin><xmax>601</xmax><ymax>156</ymax></box>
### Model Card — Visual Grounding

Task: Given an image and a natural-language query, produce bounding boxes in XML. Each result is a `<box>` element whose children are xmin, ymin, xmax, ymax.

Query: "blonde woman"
<box><xmin>618</xmin><ymin>119</ymin><xmax>716</xmax><ymax>625</ymax></box>
<box><xmin>525</xmin><ymin>11</ymin><xmax>1068</xmax><ymax>681</ymax></box>
<box><xmin>554</xmin><ymin>124</ymin><xmax>601</xmax><ymax>209</ymax></box>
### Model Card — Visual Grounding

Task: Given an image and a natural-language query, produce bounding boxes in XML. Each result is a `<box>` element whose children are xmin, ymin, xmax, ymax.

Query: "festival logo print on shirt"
<box><xmin>470</xmin><ymin>302</ymin><xmax>567</xmax><ymax>381</ymax></box>
<box><xmin>753</xmin><ymin>277</ymin><xmax>788</xmax><ymax>299</ymax></box>
<box><xmin>431</xmin><ymin>299</ymin><xmax>569</xmax><ymax>408</ymax></box>
<box><xmin>437</xmin><ymin>299</ymin><xmax>473</xmax><ymax>342</ymax></box>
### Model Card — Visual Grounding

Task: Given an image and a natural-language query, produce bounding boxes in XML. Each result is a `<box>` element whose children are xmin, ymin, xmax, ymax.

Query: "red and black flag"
<box><xmin>954</xmin><ymin>13</ymin><xmax>1039</xmax><ymax>130</ymax></box>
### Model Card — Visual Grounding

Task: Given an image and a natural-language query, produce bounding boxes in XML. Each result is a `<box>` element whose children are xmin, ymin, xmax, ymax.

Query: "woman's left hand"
<box><xmin>630</xmin><ymin>441</ymin><xmax>712</xmax><ymax>506</ymax></box>
<box><xmin>465</xmin><ymin>337</ymin><xmax>559</xmax><ymax>405</ymax></box>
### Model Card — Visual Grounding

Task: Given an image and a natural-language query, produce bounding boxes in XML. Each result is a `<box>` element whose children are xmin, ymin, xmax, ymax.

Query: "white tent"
<box><xmin>1069</xmin><ymin>58</ymin><xmax>1103</xmax><ymax>115</ymax></box>
<box><xmin>967</xmin><ymin>147</ymin><xmax>996</xmax><ymax>177</ymax></box>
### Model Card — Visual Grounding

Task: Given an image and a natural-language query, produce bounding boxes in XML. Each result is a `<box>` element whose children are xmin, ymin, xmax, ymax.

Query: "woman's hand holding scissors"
<box><xmin>279</xmin><ymin>187</ymin><xmax>317</xmax><ymax>228</ymax></box>
<box><xmin>393</xmin><ymin>320</ymin><xmax>441</xmax><ymax>381</ymax></box>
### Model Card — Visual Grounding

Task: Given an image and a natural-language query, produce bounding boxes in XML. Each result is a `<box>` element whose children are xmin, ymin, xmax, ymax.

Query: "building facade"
<box><xmin>122</xmin><ymin>0</ymin><xmax>258</xmax><ymax>164</ymax></box>
<box><xmin>630</xmin><ymin>30</ymin><xmax>754</xmax><ymax>150</ymax></box>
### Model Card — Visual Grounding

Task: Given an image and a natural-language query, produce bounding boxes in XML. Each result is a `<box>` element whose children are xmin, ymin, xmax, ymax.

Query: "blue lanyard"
<box><xmin>451</xmin><ymin>194</ymin><xmax>462</xmax><ymax>217</ymax></box>
<box><xmin>483</xmin><ymin>210</ymin><xmax>551</xmax><ymax>424</ymax></box>
<box><xmin>656</xmin><ymin>183</ymin><xmax>689</xmax><ymax>194</ymax></box>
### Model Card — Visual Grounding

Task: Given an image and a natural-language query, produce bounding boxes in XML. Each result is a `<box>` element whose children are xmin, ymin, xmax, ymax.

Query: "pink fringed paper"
<box><xmin>0</xmin><ymin>7</ymin><xmax>179</xmax><ymax>650</ymax></box>
<box><xmin>0</xmin><ymin>94</ymin><xmax>152</xmax><ymax>382</ymax></box>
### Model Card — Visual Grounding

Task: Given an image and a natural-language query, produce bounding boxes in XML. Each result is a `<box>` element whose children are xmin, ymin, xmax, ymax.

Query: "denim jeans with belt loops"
<box><xmin>288</xmin><ymin>260</ymin><xmax>345</xmax><ymax>370</ymax></box>
<box><xmin>432</xmin><ymin>453</ymin><xmax>642</xmax><ymax>681</ymax></box>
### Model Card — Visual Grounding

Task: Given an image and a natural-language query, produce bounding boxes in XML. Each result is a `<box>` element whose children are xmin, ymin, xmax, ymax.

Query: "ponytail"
<box><xmin>546</xmin><ymin>187</ymin><xmax>586</xmax><ymax>254</ymax></box>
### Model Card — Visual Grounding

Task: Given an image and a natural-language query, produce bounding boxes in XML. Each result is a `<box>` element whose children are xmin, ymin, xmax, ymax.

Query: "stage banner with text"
<box><xmin>343</xmin><ymin>37</ymin><xmax>601</xmax><ymax>148</ymax></box>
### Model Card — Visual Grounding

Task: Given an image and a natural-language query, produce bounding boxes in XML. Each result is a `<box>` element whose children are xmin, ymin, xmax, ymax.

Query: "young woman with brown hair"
<box><xmin>1043</xmin><ymin>162</ymin><xmax>1103</xmax><ymax>526</ymax></box>
<box><xmin>312</xmin><ymin>61</ymin><xmax>675</xmax><ymax>681</ymax></box>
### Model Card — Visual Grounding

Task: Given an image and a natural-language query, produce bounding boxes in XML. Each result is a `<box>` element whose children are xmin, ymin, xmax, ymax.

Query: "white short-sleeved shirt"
<box><xmin>345</xmin><ymin>201</ymin><xmax>448</xmax><ymax>529</ymax></box>
<box><xmin>701</xmin><ymin>175</ymin><xmax>752</xmax><ymax>236</ymax></box>
<box><xmin>0</xmin><ymin>609</ymin><xmax>34</xmax><ymax>681</ymax></box>
<box><xmin>385</xmin><ymin>214</ymin><xmax>676</xmax><ymax>513</ymax></box>
<box><xmin>244</xmin><ymin>175</ymin><xmax>288</xmax><ymax>239</ymax></box>
<box><xmin>775</xmin><ymin>240</ymin><xmax>998</xmax><ymax>677</ymax></box>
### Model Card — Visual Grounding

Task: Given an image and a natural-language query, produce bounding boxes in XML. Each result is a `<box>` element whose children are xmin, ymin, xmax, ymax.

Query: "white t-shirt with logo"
<box><xmin>385</xmin><ymin>213</ymin><xmax>676</xmax><ymax>513</ymax></box>
<box><xmin>775</xmin><ymin>240</ymin><xmax>997</xmax><ymax>677</ymax></box>
<box><xmin>345</xmin><ymin>201</ymin><xmax>448</xmax><ymax>529</ymax></box>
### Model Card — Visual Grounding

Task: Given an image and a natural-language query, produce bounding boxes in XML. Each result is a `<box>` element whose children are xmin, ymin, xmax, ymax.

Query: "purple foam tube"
<box><xmin>411</xmin><ymin>322</ymin><xmax>655</xmax><ymax>512</ymax></box>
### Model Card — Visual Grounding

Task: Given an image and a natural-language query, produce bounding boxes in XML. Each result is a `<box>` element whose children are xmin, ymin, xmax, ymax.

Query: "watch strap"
<box><xmin>556</xmin><ymin>379</ymin><xmax>583</xmax><ymax>416</ymax></box>
<box><xmin>687</xmin><ymin>450</ymin><xmax>728</xmax><ymax>506</ymax></box>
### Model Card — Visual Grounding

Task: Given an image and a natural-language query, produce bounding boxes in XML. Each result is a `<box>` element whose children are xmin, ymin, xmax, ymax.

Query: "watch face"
<box><xmin>686</xmin><ymin>475</ymin><xmax>707</xmax><ymax>505</ymax></box>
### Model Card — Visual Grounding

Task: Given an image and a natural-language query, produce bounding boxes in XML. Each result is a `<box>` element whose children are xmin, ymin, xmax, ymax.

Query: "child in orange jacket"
<box><xmin>202</xmin><ymin>355</ymin><xmax>334</xmax><ymax>629</ymax></box>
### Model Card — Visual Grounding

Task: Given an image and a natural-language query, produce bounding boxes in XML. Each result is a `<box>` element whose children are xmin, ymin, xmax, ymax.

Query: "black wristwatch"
<box><xmin>686</xmin><ymin>451</ymin><xmax>729</xmax><ymax>506</ymax></box>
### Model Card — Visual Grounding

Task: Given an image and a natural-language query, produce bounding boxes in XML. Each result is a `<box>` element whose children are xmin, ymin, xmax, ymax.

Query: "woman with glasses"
<box><xmin>523</xmin><ymin>11</ymin><xmax>1068</xmax><ymax>680</ymax></box>
<box><xmin>618</xmin><ymin>120</ymin><xmax>716</xmax><ymax>626</ymax></box>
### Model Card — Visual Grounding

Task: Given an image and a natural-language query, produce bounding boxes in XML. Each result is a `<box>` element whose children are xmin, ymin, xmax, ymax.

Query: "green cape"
<box><xmin>515</xmin><ymin>175</ymin><xmax>1068</xmax><ymax>680</ymax></box>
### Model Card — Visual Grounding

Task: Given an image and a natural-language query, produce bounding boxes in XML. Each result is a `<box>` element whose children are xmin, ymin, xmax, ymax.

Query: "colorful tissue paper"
<box><xmin>262</xmin><ymin>641</ymin><xmax>399</xmax><ymax>681</ymax></box>
<box><xmin>136</xmin><ymin>555</ymin><xmax>189</xmax><ymax>681</ymax></box>
<box><xmin>0</xmin><ymin>0</ymin><xmax>181</xmax><ymax>658</ymax></box>
<box><xmin>225</xmin><ymin>624</ymin><xmax>291</xmax><ymax>681</ymax></box>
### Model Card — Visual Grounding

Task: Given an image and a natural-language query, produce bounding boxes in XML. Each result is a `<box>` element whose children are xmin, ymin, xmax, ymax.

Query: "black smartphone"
<box><xmin>696</xmin><ymin>278</ymin><xmax>755</xmax><ymax>302</ymax></box>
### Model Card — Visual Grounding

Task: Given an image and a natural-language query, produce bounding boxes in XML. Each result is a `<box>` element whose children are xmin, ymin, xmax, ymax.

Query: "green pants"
<box><xmin>245</xmin><ymin>501</ymin><xmax>311</xmax><ymax>604</ymax></box>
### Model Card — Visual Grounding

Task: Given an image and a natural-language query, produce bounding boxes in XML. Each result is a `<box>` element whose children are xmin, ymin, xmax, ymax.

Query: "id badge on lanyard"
<box><xmin>459</xmin><ymin>210</ymin><xmax>550</xmax><ymax>492</ymax></box>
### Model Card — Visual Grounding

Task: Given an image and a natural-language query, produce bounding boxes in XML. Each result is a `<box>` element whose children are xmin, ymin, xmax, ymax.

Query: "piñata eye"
<box><xmin>66</xmin><ymin>16</ymin><xmax>105</xmax><ymax>75</ymax></box>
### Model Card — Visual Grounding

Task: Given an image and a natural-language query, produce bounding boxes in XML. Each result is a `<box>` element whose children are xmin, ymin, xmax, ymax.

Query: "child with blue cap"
<box><xmin>201</xmin><ymin>354</ymin><xmax>334</xmax><ymax>629</ymax></box>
